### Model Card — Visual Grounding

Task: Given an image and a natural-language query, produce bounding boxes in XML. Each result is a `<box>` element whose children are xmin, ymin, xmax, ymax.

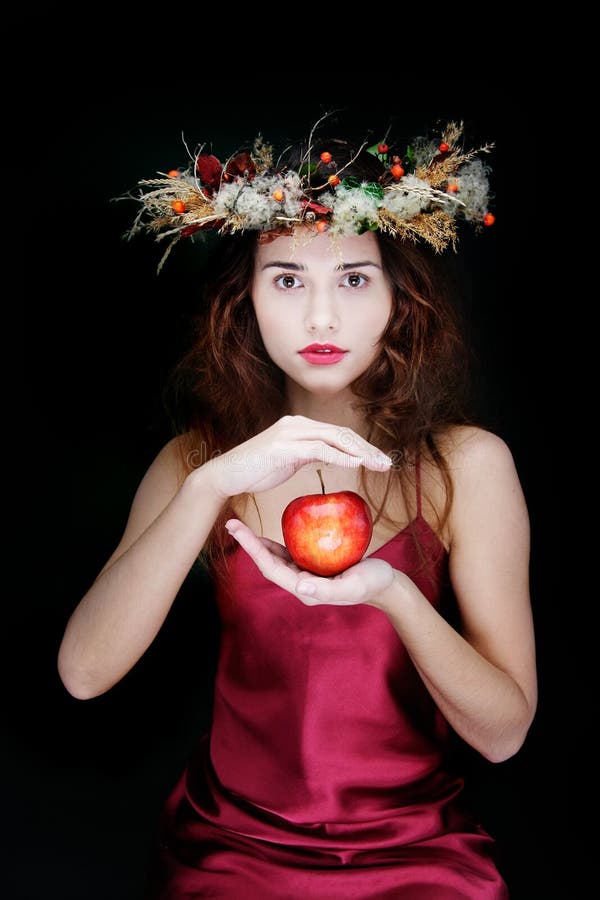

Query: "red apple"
<box><xmin>281</xmin><ymin>490</ymin><xmax>373</xmax><ymax>577</ymax></box>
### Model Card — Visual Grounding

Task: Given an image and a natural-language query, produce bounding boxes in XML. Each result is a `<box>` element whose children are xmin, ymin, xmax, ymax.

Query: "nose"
<box><xmin>304</xmin><ymin>288</ymin><xmax>339</xmax><ymax>334</ymax></box>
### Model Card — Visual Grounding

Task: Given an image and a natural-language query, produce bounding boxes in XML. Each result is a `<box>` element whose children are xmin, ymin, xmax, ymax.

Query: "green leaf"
<box><xmin>299</xmin><ymin>162</ymin><xmax>318</xmax><ymax>178</ymax></box>
<box><xmin>366</xmin><ymin>143</ymin><xmax>381</xmax><ymax>157</ymax></box>
<box><xmin>357</xmin><ymin>219</ymin><xmax>379</xmax><ymax>234</ymax></box>
<box><xmin>340</xmin><ymin>178</ymin><xmax>384</xmax><ymax>202</ymax></box>
<box><xmin>362</xmin><ymin>182</ymin><xmax>384</xmax><ymax>202</ymax></box>
<box><xmin>406</xmin><ymin>145</ymin><xmax>415</xmax><ymax>164</ymax></box>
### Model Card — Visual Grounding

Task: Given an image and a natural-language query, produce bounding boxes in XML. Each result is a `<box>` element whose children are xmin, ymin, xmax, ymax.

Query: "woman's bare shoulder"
<box><xmin>418</xmin><ymin>424</ymin><xmax>509</xmax><ymax>481</ymax></box>
<box><xmin>95</xmin><ymin>432</ymin><xmax>194</xmax><ymax>578</ymax></box>
<box><xmin>434</xmin><ymin>425</ymin><xmax>526</xmax><ymax>542</ymax></box>
<box><xmin>434</xmin><ymin>425</ymin><xmax>517</xmax><ymax>479</ymax></box>
<box><xmin>417</xmin><ymin>426</ymin><xmax>518</xmax><ymax>543</ymax></box>
<box><xmin>159</xmin><ymin>431</ymin><xmax>199</xmax><ymax>483</ymax></box>
<box><xmin>123</xmin><ymin>432</ymin><xmax>198</xmax><ymax>523</ymax></box>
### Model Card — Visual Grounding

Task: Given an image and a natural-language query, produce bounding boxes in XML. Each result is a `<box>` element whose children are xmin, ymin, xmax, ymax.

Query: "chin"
<box><xmin>307</xmin><ymin>384</ymin><xmax>354</xmax><ymax>400</ymax></box>
<box><xmin>297</xmin><ymin>371</ymin><xmax>349</xmax><ymax>387</ymax></box>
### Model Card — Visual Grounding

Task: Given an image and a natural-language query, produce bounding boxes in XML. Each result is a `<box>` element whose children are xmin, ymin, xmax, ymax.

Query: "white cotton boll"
<box><xmin>410</xmin><ymin>137</ymin><xmax>438</xmax><ymax>168</ymax></box>
<box><xmin>279</xmin><ymin>173</ymin><xmax>305</xmax><ymax>219</ymax></box>
<box><xmin>224</xmin><ymin>184</ymin><xmax>272</xmax><ymax>228</ymax></box>
<box><xmin>214</xmin><ymin>175</ymin><xmax>305</xmax><ymax>228</ymax></box>
<box><xmin>214</xmin><ymin>182</ymin><xmax>246</xmax><ymax>214</ymax></box>
<box><xmin>454</xmin><ymin>160</ymin><xmax>490</xmax><ymax>222</ymax></box>
<box><xmin>328</xmin><ymin>186</ymin><xmax>380</xmax><ymax>235</ymax></box>
<box><xmin>383</xmin><ymin>175</ymin><xmax>431</xmax><ymax>219</ymax></box>
<box><xmin>212</xmin><ymin>179</ymin><xmax>269</xmax><ymax>228</ymax></box>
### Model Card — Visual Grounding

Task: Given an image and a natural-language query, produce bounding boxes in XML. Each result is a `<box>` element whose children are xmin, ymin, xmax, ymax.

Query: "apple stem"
<box><xmin>316</xmin><ymin>468</ymin><xmax>326</xmax><ymax>495</ymax></box>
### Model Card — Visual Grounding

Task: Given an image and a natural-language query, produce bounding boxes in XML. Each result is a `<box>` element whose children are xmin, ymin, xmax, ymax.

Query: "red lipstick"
<box><xmin>298</xmin><ymin>343</ymin><xmax>348</xmax><ymax>366</ymax></box>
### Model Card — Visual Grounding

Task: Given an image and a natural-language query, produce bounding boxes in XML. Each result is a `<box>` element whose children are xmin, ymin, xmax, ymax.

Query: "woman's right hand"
<box><xmin>203</xmin><ymin>415</ymin><xmax>392</xmax><ymax>499</ymax></box>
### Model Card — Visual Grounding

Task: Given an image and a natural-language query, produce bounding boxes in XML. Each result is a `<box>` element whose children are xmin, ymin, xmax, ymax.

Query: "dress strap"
<box><xmin>415</xmin><ymin>453</ymin><xmax>422</xmax><ymax>519</ymax></box>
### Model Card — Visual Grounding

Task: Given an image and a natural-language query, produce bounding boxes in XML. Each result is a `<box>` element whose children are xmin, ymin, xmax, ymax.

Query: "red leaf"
<box><xmin>195</xmin><ymin>154</ymin><xmax>223</xmax><ymax>192</ymax></box>
<box><xmin>301</xmin><ymin>199</ymin><xmax>333</xmax><ymax>215</ymax></box>
<box><xmin>181</xmin><ymin>224</ymin><xmax>202</xmax><ymax>238</ymax></box>
<box><xmin>224</xmin><ymin>152</ymin><xmax>256</xmax><ymax>182</ymax></box>
<box><xmin>182</xmin><ymin>220</ymin><xmax>225</xmax><ymax>238</ymax></box>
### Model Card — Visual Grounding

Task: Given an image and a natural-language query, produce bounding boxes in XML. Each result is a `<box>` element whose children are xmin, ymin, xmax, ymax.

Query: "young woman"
<box><xmin>57</xmin><ymin>125</ymin><xmax>537</xmax><ymax>898</ymax></box>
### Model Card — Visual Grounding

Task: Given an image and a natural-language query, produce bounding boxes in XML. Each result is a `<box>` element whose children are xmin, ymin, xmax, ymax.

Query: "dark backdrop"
<box><xmin>13</xmin><ymin>68</ymin><xmax>570</xmax><ymax>899</ymax></box>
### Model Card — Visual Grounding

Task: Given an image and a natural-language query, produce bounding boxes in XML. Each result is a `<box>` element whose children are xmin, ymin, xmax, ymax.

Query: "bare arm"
<box><xmin>57</xmin><ymin>437</ymin><xmax>225</xmax><ymax>699</ymax></box>
<box><xmin>374</xmin><ymin>428</ymin><xmax>537</xmax><ymax>761</ymax></box>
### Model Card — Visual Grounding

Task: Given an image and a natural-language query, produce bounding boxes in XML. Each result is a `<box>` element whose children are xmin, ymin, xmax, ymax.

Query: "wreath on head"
<box><xmin>126</xmin><ymin>117</ymin><xmax>494</xmax><ymax>271</ymax></box>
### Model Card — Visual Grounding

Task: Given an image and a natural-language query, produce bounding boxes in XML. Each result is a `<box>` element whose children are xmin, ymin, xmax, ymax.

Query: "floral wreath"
<box><xmin>127</xmin><ymin>118</ymin><xmax>495</xmax><ymax>271</ymax></box>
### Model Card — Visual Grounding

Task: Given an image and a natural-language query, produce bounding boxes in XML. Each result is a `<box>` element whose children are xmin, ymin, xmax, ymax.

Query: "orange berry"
<box><xmin>391</xmin><ymin>164</ymin><xmax>404</xmax><ymax>180</ymax></box>
<box><xmin>482</xmin><ymin>212</ymin><xmax>495</xmax><ymax>226</ymax></box>
<box><xmin>273</xmin><ymin>188</ymin><xmax>284</xmax><ymax>201</ymax></box>
<box><xmin>439</xmin><ymin>142</ymin><xmax>450</xmax><ymax>153</ymax></box>
<box><xmin>447</xmin><ymin>183</ymin><xmax>459</xmax><ymax>193</ymax></box>
<box><xmin>172</xmin><ymin>200</ymin><xmax>186</xmax><ymax>214</ymax></box>
<box><xmin>320</xmin><ymin>151</ymin><xmax>332</xmax><ymax>163</ymax></box>
<box><xmin>167</xmin><ymin>169</ymin><xmax>180</xmax><ymax>178</ymax></box>
<box><xmin>316</xmin><ymin>220</ymin><xmax>328</xmax><ymax>233</ymax></box>
<box><xmin>328</xmin><ymin>174</ymin><xmax>340</xmax><ymax>186</ymax></box>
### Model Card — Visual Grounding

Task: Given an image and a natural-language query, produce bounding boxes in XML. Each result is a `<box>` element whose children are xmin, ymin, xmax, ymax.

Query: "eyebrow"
<box><xmin>261</xmin><ymin>260</ymin><xmax>382</xmax><ymax>271</ymax></box>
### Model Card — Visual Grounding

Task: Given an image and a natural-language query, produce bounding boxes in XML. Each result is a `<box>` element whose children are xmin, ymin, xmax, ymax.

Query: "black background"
<box><xmin>12</xmin><ymin>53</ymin><xmax>572</xmax><ymax>899</ymax></box>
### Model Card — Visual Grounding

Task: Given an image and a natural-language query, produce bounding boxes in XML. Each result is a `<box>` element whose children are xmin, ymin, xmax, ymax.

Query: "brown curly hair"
<box><xmin>163</xmin><ymin>140</ymin><xmax>474</xmax><ymax>571</ymax></box>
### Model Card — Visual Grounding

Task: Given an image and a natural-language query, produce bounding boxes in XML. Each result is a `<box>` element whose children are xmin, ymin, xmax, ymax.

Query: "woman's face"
<box><xmin>251</xmin><ymin>230</ymin><xmax>393</xmax><ymax>397</ymax></box>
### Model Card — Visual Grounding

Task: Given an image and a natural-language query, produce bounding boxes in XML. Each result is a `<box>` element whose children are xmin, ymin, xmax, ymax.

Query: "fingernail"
<box><xmin>298</xmin><ymin>582</ymin><xmax>315</xmax><ymax>595</ymax></box>
<box><xmin>376</xmin><ymin>454</ymin><xmax>392</xmax><ymax>465</ymax></box>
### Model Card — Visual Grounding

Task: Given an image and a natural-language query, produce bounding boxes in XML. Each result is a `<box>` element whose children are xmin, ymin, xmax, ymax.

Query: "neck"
<box><xmin>283</xmin><ymin>382</ymin><xmax>370</xmax><ymax>439</ymax></box>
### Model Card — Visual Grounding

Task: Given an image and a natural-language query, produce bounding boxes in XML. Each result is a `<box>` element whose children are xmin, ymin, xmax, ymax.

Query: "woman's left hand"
<box><xmin>225</xmin><ymin>519</ymin><xmax>396</xmax><ymax>607</ymax></box>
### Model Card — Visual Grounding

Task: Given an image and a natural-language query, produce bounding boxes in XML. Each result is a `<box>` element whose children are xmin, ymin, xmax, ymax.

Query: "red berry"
<box><xmin>482</xmin><ymin>212</ymin><xmax>495</xmax><ymax>226</ymax></box>
<box><xmin>172</xmin><ymin>200</ymin><xmax>186</xmax><ymax>214</ymax></box>
<box><xmin>328</xmin><ymin>174</ymin><xmax>340</xmax><ymax>186</ymax></box>
<box><xmin>447</xmin><ymin>183</ymin><xmax>459</xmax><ymax>193</ymax></box>
<box><xmin>391</xmin><ymin>164</ymin><xmax>404</xmax><ymax>180</ymax></box>
<box><xmin>439</xmin><ymin>142</ymin><xmax>450</xmax><ymax>153</ymax></box>
<box><xmin>378</xmin><ymin>143</ymin><xmax>389</xmax><ymax>153</ymax></box>
<box><xmin>316</xmin><ymin>220</ymin><xmax>328</xmax><ymax>233</ymax></box>
<box><xmin>320</xmin><ymin>151</ymin><xmax>332</xmax><ymax>164</ymax></box>
<box><xmin>167</xmin><ymin>169</ymin><xmax>180</xmax><ymax>178</ymax></box>
<box><xmin>273</xmin><ymin>188</ymin><xmax>284</xmax><ymax>201</ymax></box>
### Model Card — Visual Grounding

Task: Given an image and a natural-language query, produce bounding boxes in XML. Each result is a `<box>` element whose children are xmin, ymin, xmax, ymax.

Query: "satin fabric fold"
<box><xmin>150</xmin><ymin>516</ymin><xmax>508</xmax><ymax>899</ymax></box>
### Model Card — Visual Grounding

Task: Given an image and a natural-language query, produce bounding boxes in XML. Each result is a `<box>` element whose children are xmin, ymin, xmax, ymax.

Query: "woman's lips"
<box><xmin>298</xmin><ymin>344</ymin><xmax>348</xmax><ymax>366</ymax></box>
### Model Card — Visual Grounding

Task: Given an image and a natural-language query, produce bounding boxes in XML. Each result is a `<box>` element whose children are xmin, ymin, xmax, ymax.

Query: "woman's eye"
<box><xmin>275</xmin><ymin>274</ymin><xmax>302</xmax><ymax>290</ymax></box>
<box><xmin>342</xmin><ymin>273</ymin><xmax>368</xmax><ymax>288</ymax></box>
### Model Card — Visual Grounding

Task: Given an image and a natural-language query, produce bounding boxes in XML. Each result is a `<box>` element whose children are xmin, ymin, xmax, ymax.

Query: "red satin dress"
<box><xmin>151</xmin><ymin>471</ymin><xmax>508</xmax><ymax>899</ymax></box>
